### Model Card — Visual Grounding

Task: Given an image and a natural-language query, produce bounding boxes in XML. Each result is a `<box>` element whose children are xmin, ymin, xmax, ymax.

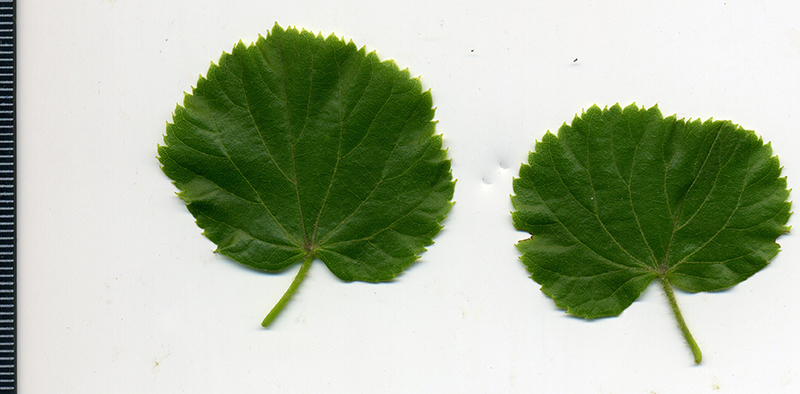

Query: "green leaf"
<box><xmin>158</xmin><ymin>24</ymin><xmax>454</xmax><ymax>327</ymax></box>
<box><xmin>511</xmin><ymin>103</ymin><xmax>791</xmax><ymax>363</ymax></box>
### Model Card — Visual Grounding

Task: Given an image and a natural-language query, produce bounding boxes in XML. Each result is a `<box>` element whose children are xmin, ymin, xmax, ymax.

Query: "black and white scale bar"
<box><xmin>0</xmin><ymin>0</ymin><xmax>13</xmax><ymax>392</ymax></box>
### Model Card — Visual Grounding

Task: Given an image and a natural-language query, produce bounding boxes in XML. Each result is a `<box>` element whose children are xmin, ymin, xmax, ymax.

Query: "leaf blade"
<box><xmin>512</xmin><ymin>103</ymin><xmax>791</xmax><ymax>320</ymax></box>
<box><xmin>159</xmin><ymin>24</ymin><xmax>454</xmax><ymax>323</ymax></box>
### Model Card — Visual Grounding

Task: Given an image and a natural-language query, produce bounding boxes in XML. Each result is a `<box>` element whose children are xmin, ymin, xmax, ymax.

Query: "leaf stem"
<box><xmin>261</xmin><ymin>254</ymin><xmax>314</xmax><ymax>328</ymax></box>
<box><xmin>660</xmin><ymin>276</ymin><xmax>702</xmax><ymax>364</ymax></box>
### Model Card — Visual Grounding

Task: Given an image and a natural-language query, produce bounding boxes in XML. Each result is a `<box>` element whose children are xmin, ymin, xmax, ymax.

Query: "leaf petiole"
<box><xmin>661</xmin><ymin>276</ymin><xmax>702</xmax><ymax>364</ymax></box>
<box><xmin>261</xmin><ymin>253</ymin><xmax>314</xmax><ymax>328</ymax></box>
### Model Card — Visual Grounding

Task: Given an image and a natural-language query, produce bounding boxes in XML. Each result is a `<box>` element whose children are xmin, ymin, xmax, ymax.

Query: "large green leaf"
<box><xmin>512</xmin><ymin>103</ymin><xmax>791</xmax><ymax>363</ymax></box>
<box><xmin>159</xmin><ymin>24</ymin><xmax>454</xmax><ymax>327</ymax></box>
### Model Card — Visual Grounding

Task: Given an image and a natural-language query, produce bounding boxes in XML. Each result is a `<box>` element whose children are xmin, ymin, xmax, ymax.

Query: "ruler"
<box><xmin>0</xmin><ymin>0</ymin><xmax>13</xmax><ymax>392</ymax></box>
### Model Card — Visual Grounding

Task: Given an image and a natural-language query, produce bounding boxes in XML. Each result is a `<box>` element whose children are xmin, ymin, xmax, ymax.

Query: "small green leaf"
<box><xmin>512</xmin><ymin>103</ymin><xmax>791</xmax><ymax>363</ymax></box>
<box><xmin>159</xmin><ymin>24</ymin><xmax>454</xmax><ymax>327</ymax></box>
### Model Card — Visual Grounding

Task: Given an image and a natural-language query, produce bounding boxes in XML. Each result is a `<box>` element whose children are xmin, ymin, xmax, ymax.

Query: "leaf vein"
<box><xmin>225</xmin><ymin>55</ymin><xmax>295</xmax><ymax>185</ymax></box>
<box><xmin>622</xmin><ymin>114</ymin><xmax>659</xmax><ymax>265</ymax></box>
<box><xmin>193</xmin><ymin>208</ymin><xmax>301</xmax><ymax>250</ymax></box>
<box><xmin>310</xmin><ymin>42</ymin><xmax>348</xmax><ymax>246</ymax></box>
<box><xmin>277</xmin><ymin>33</ymin><xmax>312</xmax><ymax>247</ymax></box>
<box><xmin>315</xmin><ymin>87</ymin><xmax>425</xmax><ymax>246</ymax></box>
<box><xmin>166</xmin><ymin>124</ymin><xmax>227</xmax><ymax>159</ymax></box>
<box><xmin>199</xmin><ymin>83</ymin><xmax>302</xmax><ymax>246</ymax></box>
<box><xmin>669</xmin><ymin>137</ymin><xmax>749</xmax><ymax>269</ymax></box>
<box><xmin>547</xmin><ymin>139</ymin><xmax>650</xmax><ymax>270</ymax></box>
<box><xmin>673</xmin><ymin>126</ymin><xmax>727</xmax><ymax>231</ymax></box>
<box><xmin>320</xmin><ymin>172</ymin><xmax>436</xmax><ymax>248</ymax></box>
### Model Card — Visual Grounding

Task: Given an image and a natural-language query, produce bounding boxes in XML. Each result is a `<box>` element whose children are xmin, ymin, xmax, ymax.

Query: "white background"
<box><xmin>18</xmin><ymin>0</ymin><xmax>800</xmax><ymax>393</ymax></box>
